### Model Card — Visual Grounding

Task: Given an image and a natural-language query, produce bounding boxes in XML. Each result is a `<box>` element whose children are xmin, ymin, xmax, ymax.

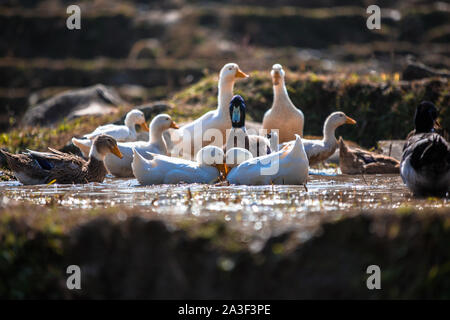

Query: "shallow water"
<box><xmin>1</xmin><ymin>174</ymin><xmax>448</xmax><ymax>238</ymax></box>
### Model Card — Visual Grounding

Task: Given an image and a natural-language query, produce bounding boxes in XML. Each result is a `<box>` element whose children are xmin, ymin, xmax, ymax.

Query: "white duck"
<box><xmin>263</xmin><ymin>64</ymin><xmax>304</xmax><ymax>143</ymax></box>
<box><xmin>227</xmin><ymin>134</ymin><xmax>309</xmax><ymax>185</ymax></box>
<box><xmin>170</xmin><ymin>63</ymin><xmax>249</xmax><ymax>159</ymax></box>
<box><xmin>225</xmin><ymin>95</ymin><xmax>272</xmax><ymax>157</ymax></box>
<box><xmin>132</xmin><ymin>145</ymin><xmax>228</xmax><ymax>185</ymax></box>
<box><xmin>72</xmin><ymin>114</ymin><xmax>178</xmax><ymax>177</ymax></box>
<box><xmin>73</xmin><ymin>109</ymin><xmax>148</xmax><ymax>157</ymax></box>
<box><xmin>280</xmin><ymin>111</ymin><xmax>356</xmax><ymax>166</ymax></box>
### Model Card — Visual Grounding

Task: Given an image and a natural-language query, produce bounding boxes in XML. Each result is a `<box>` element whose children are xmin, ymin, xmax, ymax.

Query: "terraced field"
<box><xmin>1</xmin><ymin>0</ymin><xmax>449</xmax><ymax>131</ymax></box>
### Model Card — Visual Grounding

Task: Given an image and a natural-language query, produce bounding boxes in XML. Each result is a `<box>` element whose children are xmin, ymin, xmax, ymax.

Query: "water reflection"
<box><xmin>1</xmin><ymin>174</ymin><xmax>448</xmax><ymax>236</ymax></box>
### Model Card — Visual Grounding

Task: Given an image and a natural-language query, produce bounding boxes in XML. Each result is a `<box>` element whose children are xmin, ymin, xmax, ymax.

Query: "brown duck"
<box><xmin>1</xmin><ymin>135</ymin><xmax>123</xmax><ymax>185</ymax></box>
<box><xmin>339</xmin><ymin>137</ymin><xmax>400</xmax><ymax>174</ymax></box>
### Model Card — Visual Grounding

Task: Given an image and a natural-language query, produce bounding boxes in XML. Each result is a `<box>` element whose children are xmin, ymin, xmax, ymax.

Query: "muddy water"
<box><xmin>1</xmin><ymin>174</ymin><xmax>448</xmax><ymax>237</ymax></box>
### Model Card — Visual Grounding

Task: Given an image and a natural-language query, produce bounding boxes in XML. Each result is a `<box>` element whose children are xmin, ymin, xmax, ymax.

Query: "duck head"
<box><xmin>150</xmin><ymin>114</ymin><xmax>179</xmax><ymax>132</ymax></box>
<box><xmin>90</xmin><ymin>135</ymin><xmax>123</xmax><ymax>160</ymax></box>
<box><xmin>326</xmin><ymin>112</ymin><xmax>357</xmax><ymax>129</ymax></box>
<box><xmin>322</xmin><ymin>112</ymin><xmax>356</xmax><ymax>141</ymax></box>
<box><xmin>125</xmin><ymin>109</ymin><xmax>149</xmax><ymax>132</ymax></box>
<box><xmin>220</xmin><ymin>63</ymin><xmax>249</xmax><ymax>82</ymax></box>
<box><xmin>414</xmin><ymin>101</ymin><xmax>440</xmax><ymax>133</ymax></box>
<box><xmin>271</xmin><ymin>64</ymin><xmax>285</xmax><ymax>86</ymax></box>
<box><xmin>229</xmin><ymin>95</ymin><xmax>246</xmax><ymax>128</ymax></box>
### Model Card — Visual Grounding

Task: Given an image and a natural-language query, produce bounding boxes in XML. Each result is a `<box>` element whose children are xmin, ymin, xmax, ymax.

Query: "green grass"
<box><xmin>1</xmin><ymin>71</ymin><xmax>448</xmax><ymax>154</ymax></box>
<box><xmin>170</xmin><ymin>71</ymin><xmax>449</xmax><ymax>147</ymax></box>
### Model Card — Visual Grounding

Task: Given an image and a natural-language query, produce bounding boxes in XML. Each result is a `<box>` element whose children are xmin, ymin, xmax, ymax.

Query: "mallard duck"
<box><xmin>132</xmin><ymin>145</ymin><xmax>228</xmax><ymax>185</ymax></box>
<box><xmin>74</xmin><ymin>109</ymin><xmax>148</xmax><ymax>157</ymax></box>
<box><xmin>401</xmin><ymin>101</ymin><xmax>450</xmax><ymax>196</ymax></box>
<box><xmin>170</xmin><ymin>63</ymin><xmax>249</xmax><ymax>158</ymax></box>
<box><xmin>280</xmin><ymin>111</ymin><xmax>357</xmax><ymax>166</ymax></box>
<box><xmin>72</xmin><ymin>114</ymin><xmax>178</xmax><ymax>177</ymax></box>
<box><xmin>339</xmin><ymin>137</ymin><xmax>400</xmax><ymax>174</ymax></box>
<box><xmin>227</xmin><ymin>134</ymin><xmax>308</xmax><ymax>185</ymax></box>
<box><xmin>224</xmin><ymin>95</ymin><xmax>271</xmax><ymax>157</ymax></box>
<box><xmin>1</xmin><ymin>135</ymin><xmax>123</xmax><ymax>185</ymax></box>
<box><xmin>262</xmin><ymin>64</ymin><xmax>304</xmax><ymax>143</ymax></box>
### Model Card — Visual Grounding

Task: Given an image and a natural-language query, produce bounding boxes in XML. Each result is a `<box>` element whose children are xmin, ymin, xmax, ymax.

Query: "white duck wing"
<box><xmin>227</xmin><ymin>151</ymin><xmax>283</xmax><ymax>185</ymax></box>
<box><xmin>132</xmin><ymin>149</ymin><xmax>199</xmax><ymax>185</ymax></box>
<box><xmin>85</xmin><ymin>124</ymin><xmax>132</xmax><ymax>141</ymax></box>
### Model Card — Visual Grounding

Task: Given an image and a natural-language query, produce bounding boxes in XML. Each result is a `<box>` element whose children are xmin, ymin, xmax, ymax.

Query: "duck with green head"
<box><xmin>224</xmin><ymin>95</ymin><xmax>272</xmax><ymax>158</ymax></box>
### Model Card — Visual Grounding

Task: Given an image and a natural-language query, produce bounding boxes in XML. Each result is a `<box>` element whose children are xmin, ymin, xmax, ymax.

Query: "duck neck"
<box><xmin>124</xmin><ymin>116</ymin><xmax>137</xmax><ymax>134</ymax></box>
<box><xmin>415</xmin><ymin>118</ymin><xmax>434</xmax><ymax>134</ymax></box>
<box><xmin>148</xmin><ymin>125</ymin><xmax>167</xmax><ymax>154</ymax></box>
<box><xmin>89</xmin><ymin>145</ymin><xmax>105</xmax><ymax>162</ymax></box>
<box><xmin>231</xmin><ymin>106</ymin><xmax>246</xmax><ymax>129</ymax></box>
<box><xmin>272</xmin><ymin>79</ymin><xmax>291</xmax><ymax>108</ymax></box>
<box><xmin>87</xmin><ymin>147</ymin><xmax>108</xmax><ymax>179</ymax></box>
<box><xmin>218</xmin><ymin>78</ymin><xmax>235</xmax><ymax>116</ymax></box>
<box><xmin>323</xmin><ymin>119</ymin><xmax>338</xmax><ymax>146</ymax></box>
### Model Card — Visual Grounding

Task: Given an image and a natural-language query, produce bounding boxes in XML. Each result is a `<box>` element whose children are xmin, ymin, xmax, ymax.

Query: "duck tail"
<box><xmin>338</xmin><ymin>137</ymin><xmax>348</xmax><ymax>153</ymax></box>
<box><xmin>338</xmin><ymin>137</ymin><xmax>350</xmax><ymax>160</ymax></box>
<box><xmin>72</xmin><ymin>137</ymin><xmax>92</xmax><ymax>157</ymax></box>
<box><xmin>1</xmin><ymin>149</ymin><xmax>16</xmax><ymax>170</ymax></box>
<box><xmin>1</xmin><ymin>149</ymin><xmax>11</xmax><ymax>159</ymax></box>
<box><xmin>290</xmin><ymin>134</ymin><xmax>308</xmax><ymax>161</ymax></box>
<box><xmin>132</xmin><ymin>148</ymin><xmax>155</xmax><ymax>173</ymax></box>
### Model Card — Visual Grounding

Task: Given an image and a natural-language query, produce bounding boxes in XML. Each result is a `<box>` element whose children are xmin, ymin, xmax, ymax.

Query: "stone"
<box><xmin>22</xmin><ymin>84</ymin><xmax>124</xmax><ymax>127</ymax></box>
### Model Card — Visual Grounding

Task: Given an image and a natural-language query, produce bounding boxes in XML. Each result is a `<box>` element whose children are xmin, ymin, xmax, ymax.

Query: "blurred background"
<box><xmin>0</xmin><ymin>0</ymin><xmax>449</xmax><ymax>143</ymax></box>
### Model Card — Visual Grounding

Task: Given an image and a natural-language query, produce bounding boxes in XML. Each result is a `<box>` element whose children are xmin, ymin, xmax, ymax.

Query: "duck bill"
<box><xmin>215</xmin><ymin>163</ymin><xmax>229</xmax><ymax>178</ymax></box>
<box><xmin>272</xmin><ymin>72</ymin><xmax>281</xmax><ymax>85</ymax></box>
<box><xmin>170</xmin><ymin>121</ymin><xmax>180</xmax><ymax>129</ymax></box>
<box><xmin>140</xmin><ymin>122</ymin><xmax>150</xmax><ymax>132</ymax></box>
<box><xmin>235</xmin><ymin>68</ymin><xmax>249</xmax><ymax>79</ymax></box>
<box><xmin>345</xmin><ymin>116</ymin><xmax>357</xmax><ymax>125</ymax></box>
<box><xmin>111</xmin><ymin>145</ymin><xmax>123</xmax><ymax>159</ymax></box>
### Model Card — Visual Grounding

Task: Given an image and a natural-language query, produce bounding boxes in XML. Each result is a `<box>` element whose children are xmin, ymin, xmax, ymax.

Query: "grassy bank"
<box><xmin>171</xmin><ymin>71</ymin><xmax>449</xmax><ymax>147</ymax></box>
<box><xmin>1</xmin><ymin>72</ymin><xmax>448</xmax><ymax>153</ymax></box>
